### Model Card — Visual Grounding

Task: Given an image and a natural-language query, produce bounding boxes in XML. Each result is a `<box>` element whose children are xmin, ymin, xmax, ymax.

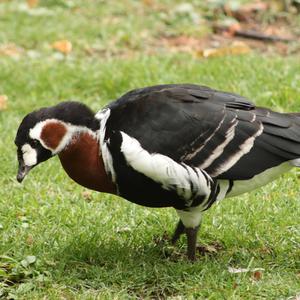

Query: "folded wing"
<box><xmin>105</xmin><ymin>84</ymin><xmax>300</xmax><ymax>181</ymax></box>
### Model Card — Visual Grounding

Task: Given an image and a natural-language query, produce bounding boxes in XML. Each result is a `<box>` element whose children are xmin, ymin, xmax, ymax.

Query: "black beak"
<box><xmin>17</xmin><ymin>162</ymin><xmax>32</xmax><ymax>183</ymax></box>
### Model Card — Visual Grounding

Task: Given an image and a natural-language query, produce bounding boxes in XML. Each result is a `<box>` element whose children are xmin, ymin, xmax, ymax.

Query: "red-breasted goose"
<box><xmin>15</xmin><ymin>84</ymin><xmax>300</xmax><ymax>260</ymax></box>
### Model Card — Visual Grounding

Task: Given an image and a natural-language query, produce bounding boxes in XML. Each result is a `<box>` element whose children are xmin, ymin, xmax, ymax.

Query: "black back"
<box><xmin>105</xmin><ymin>84</ymin><xmax>300</xmax><ymax>181</ymax></box>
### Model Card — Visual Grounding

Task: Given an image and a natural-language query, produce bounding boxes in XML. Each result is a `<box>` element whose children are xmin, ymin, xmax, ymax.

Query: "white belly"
<box><xmin>220</xmin><ymin>162</ymin><xmax>294</xmax><ymax>198</ymax></box>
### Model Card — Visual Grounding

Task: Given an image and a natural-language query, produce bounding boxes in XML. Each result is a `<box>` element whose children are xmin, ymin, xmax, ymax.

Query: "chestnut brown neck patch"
<box><xmin>41</xmin><ymin>121</ymin><xmax>67</xmax><ymax>150</ymax></box>
<box><xmin>58</xmin><ymin>132</ymin><xmax>116</xmax><ymax>194</ymax></box>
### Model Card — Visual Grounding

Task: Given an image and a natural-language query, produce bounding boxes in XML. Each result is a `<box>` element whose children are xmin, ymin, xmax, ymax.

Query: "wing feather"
<box><xmin>105</xmin><ymin>84</ymin><xmax>300</xmax><ymax>181</ymax></box>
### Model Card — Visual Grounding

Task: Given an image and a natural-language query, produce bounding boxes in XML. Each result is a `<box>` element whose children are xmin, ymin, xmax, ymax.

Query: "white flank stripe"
<box><xmin>120</xmin><ymin>131</ymin><xmax>212</xmax><ymax>203</ymax></box>
<box><xmin>183</xmin><ymin>112</ymin><xmax>226</xmax><ymax>161</ymax></box>
<box><xmin>198</xmin><ymin>118</ymin><xmax>238</xmax><ymax>169</ymax></box>
<box><xmin>250</xmin><ymin>113</ymin><xmax>256</xmax><ymax>123</ymax></box>
<box><xmin>96</xmin><ymin>108</ymin><xmax>117</xmax><ymax>182</ymax></box>
<box><xmin>210</xmin><ymin>123</ymin><xmax>264</xmax><ymax>177</ymax></box>
<box><xmin>224</xmin><ymin>161</ymin><xmax>293</xmax><ymax>198</ymax></box>
<box><xmin>216</xmin><ymin>180</ymin><xmax>230</xmax><ymax>201</ymax></box>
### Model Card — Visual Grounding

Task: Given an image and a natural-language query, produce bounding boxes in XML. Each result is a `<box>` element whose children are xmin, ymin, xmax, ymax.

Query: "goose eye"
<box><xmin>32</xmin><ymin>139</ymin><xmax>39</xmax><ymax>147</ymax></box>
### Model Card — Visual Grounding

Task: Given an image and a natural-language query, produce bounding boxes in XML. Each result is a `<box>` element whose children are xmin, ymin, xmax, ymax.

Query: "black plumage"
<box><xmin>15</xmin><ymin>101</ymin><xmax>99</xmax><ymax>146</ymax></box>
<box><xmin>105</xmin><ymin>84</ymin><xmax>300</xmax><ymax>182</ymax></box>
<box><xmin>15</xmin><ymin>83</ymin><xmax>300</xmax><ymax>261</ymax></box>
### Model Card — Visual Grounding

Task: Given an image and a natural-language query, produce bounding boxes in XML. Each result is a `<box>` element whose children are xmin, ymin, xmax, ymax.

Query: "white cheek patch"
<box><xmin>21</xmin><ymin>144</ymin><xmax>37</xmax><ymax>166</ymax></box>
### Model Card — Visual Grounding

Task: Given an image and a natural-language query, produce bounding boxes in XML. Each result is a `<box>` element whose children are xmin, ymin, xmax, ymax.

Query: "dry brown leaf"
<box><xmin>27</xmin><ymin>0</ymin><xmax>39</xmax><ymax>8</ymax></box>
<box><xmin>197</xmin><ymin>242</ymin><xmax>223</xmax><ymax>256</ymax></box>
<box><xmin>223</xmin><ymin>23</ymin><xmax>242</xmax><ymax>37</ymax></box>
<box><xmin>0</xmin><ymin>44</ymin><xmax>23</xmax><ymax>58</ymax></box>
<box><xmin>52</xmin><ymin>40</ymin><xmax>72</xmax><ymax>54</ymax></box>
<box><xmin>0</xmin><ymin>95</ymin><xmax>8</xmax><ymax>111</ymax></box>
<box><xmin>82</xmin><ymin>190</ymin><xmax>92</xmax><ymax>201</ymax></box>
<box><xmin>197</xmin><ymin>41</ymin><xmax>251</xmax><ymax>58</ymax></box>
<box><xmin>26</xmin><ymin>235</ymin><xmax>34</xmax><ymax>245</ymax></box>
<box><xmin>161</xmin><ymin>36</ymin><xmax>207</xmax><ymax>53</ymax></box>
<box><xmin>253</xmin><ymin>270</ymin><xmax>262</xmax><ymax>281</ymax></box>
<box><xmin>143</xmin><ymin>0</ymin><xmax>155</xmax><ymax>6</ymax></box>
<box><xmin>233</xmin><ymin>282</ymin><xmax>238</xmax><ymax>289</ymax></box>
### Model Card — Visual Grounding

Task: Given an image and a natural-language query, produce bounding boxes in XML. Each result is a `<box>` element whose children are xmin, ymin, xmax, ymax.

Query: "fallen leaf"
<box><xmin>142</xmin><ymin>0</ymin><xmax>155</xmax><ymax>6</ymax></box>
<box><xmin>26</xmin><ymin>235</ymin><xmax>34</xmax><ymax>245</ymax></box>
<box><xmin>20</xmin><ymin>255</ymin><xmax>36</xmax><ymax>268</ymax></box>
<box><xmin>197</xmin><ymin>242</ymin><xmax>223</xmax><ymax>255</ymax></box>
<box><xmin>253</xmin><ymin>270</ymin><xmax>262</xmax><ymax>281</ymax></box>
<box><xmin>82</xmin><ymin>190</ymin><xmax>92</xmax><ymax>201</ymax></box>
<box><xmin>0</xmin><ymin>44</ymin><xmax>23</xmax><ymax>58</ymax></box>
<box><xmin>223</xmin><ymin>22</ymin><xmax>242</xmax><ymax>37</ymax></box>
<box><xmin>0</xmin><ymin>95</ymin><xmax>8</xmax><ymax>110</ymax></box>
<box><xmin>27</xmin><ymin>0</ymin><xmax>39</xmax><ymax>8</ymax></box>
<box><xmin>197</xmin><ymin>41</ymin><xmax>251</xmax><ymax>58</ymax></box>
<box><xmin>26</xmin><ymin>256</ymin><xmax>36</xmax><ymax>264</ymax></box>
<box><xmin>161</xmin><ymin>36</ymin><xmax>207</xmax><ymax>53</ymax></box>
<box><xmin>52</xmin><ymin>40</ymin><xmax>72</xmax><ymax>54</ymax></box>
<box><xmin>81</xmin><ymin>191</ymin><xmax>92</xmax><ymax>199</ymax></box>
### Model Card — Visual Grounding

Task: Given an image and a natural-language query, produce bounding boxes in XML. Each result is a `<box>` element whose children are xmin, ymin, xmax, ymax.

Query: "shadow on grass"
<box><xmin>49</xmin><ymin>232</ymin><xmax>229</xmax><ymax>297</ymax></box>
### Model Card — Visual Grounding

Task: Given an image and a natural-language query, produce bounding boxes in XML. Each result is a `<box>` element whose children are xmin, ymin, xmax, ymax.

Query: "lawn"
<box><xmin>0</xmin><ymin>0</ymin><xmax>300</xmax><ymax>299</ymax></box>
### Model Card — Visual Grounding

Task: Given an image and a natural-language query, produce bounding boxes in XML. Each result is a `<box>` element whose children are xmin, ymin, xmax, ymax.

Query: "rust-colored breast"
<box><xmin>58</xmin><ymin>133</ymin><xmax>116</xmax><ymax>194</ymax></box>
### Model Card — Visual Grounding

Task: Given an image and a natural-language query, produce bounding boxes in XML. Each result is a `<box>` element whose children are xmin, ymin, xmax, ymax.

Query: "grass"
<box><xmin>0</xmin><ymin>0</ymin><xmax>300</xmax><ymax>299</ymax></box>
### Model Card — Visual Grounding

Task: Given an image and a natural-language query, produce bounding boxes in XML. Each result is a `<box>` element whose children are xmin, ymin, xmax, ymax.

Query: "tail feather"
<box><xmin>257</xmin><ymin>111</ymin><xmax>300</xmax><ymax>157</ymax></box>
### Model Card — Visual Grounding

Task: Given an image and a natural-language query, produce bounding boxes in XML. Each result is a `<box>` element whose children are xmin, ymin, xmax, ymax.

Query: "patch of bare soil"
<box><xmin>155</xmin><ymin>1</ymin><xmax>300</xmax><ymax>57</ymax></box>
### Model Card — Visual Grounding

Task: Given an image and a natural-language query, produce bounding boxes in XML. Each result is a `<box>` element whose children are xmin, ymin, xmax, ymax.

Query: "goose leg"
<box><xmin>171</xmin><ymin>220</ymin><xmax>185</xmax><ymax>244</ymax></box>
<box><xmin>185</xmin><ymin>225</ymin><xmax>200</xmax><ymax>261</ymax></box>
<box><xmin>176</xmin><ymin>207</ymin><xmax>203</xmax><ymax>261</ymax></box>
